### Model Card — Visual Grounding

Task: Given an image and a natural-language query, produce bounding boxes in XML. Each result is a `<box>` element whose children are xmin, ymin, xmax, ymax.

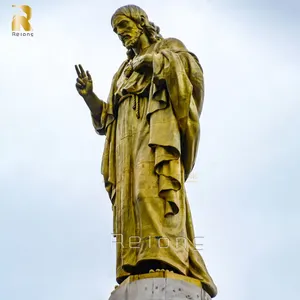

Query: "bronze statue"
<box><xmin>75</xmin><ymin>5</ymin><xmax>217</xmax><ymax>298</ymax></box>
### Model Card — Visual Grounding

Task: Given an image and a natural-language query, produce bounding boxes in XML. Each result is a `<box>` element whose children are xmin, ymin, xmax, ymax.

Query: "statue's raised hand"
<box><xmin>75</xmin><ymin>64</ymin><xmax>93</xmax><ymax>98</ymax></box>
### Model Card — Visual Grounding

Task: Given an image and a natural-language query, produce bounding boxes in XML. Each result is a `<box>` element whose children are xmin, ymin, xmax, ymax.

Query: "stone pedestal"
<box><xmin>109</xmin><ymin>272</ymin><xmax>211</xmax><ymax>300</ymax></box>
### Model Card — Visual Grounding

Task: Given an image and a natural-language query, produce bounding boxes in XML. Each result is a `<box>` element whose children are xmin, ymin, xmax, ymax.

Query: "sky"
<box><xmin>0</xmin><ymin>0</ymin><xmax>299</xmax><ymax>299</ymax></box>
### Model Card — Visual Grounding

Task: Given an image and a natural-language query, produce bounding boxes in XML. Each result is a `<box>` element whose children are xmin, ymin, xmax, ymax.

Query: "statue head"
<box><xmin>111</xmin><ymin>5</ymin><xmax>162</xmax><ymax>57</ymax></box>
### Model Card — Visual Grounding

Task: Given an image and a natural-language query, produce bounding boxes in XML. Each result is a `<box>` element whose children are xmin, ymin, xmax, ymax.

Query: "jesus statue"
<box><xmin>75</xmin><ymin>4</ymin><xmax>217</xmax><ymax>298</ymax></box>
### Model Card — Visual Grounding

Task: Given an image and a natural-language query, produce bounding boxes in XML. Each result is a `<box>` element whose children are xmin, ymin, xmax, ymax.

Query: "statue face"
<box><xmin>112</xmin><ymin>15</ymin><xmax>143</xmax><ymax>49</ymax></box>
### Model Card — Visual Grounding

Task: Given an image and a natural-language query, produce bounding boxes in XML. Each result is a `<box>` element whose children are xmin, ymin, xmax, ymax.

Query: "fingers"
<box><xmin>75</xmin><ymin>64</ymin><xmax>92</xmax><ymax>81</ymax></box>
<box><xmin>75</xmin><ymin>65</ymin><xmax>82</xmax><ymax>78</ymax></box>
<box><xmin>132</xmin><ymin>57</ymin><xmax>144</xmax><ymax>71</ymax></box>
<box><xmin>132</xmin><ymin>61</ymin><xmax>141</xmax><ymax>71</ymax></box>
<box><xmin>76</xmin><ymin>82</ymin><xmax>84</xmax><ymax>90</ymax></box>
<box><xmin>86</xmin><ymin>70</ymin><xmax>92</xmax><ymax>80</ymax></box>
<box><xmin>77</xmin><ymin>77</ymin><xmax>85</xmax><ymax>86</ymax></box>
<box><xmin>75</xmin><ymin>64</ymin><xmax>87</xmax><ymax>78</ymax></box>
<box><xmin>75</xmin><ymin>65</ymin><xmax>92</xmax><ymax>94</ymax></box>
<box><xmin>131</xmin><ymin>60</ymin><xmax>138</xmax><ymax>71</ymax></box>
<box><xmin>79</xmin><ymin>64</ymin><xmax>86</xmax><ymax>78</ymax></box>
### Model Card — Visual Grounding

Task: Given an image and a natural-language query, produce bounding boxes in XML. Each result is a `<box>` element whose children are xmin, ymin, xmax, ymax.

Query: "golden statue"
<box><xmin>75</xmin><ymin>5</ymin><xmax>217</xmax><ymax>298</ymax></box>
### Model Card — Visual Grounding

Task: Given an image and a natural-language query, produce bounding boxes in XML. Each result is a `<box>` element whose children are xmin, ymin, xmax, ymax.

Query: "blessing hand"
<box><xmin>75</xmin><ymin>64</ymin><xmax>93</xmax><ymax>98</ymax></box>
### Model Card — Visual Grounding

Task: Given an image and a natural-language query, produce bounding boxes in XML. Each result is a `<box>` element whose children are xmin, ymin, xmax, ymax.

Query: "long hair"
<box><xmin>111</xmin><ymin>5</ymin><xmax>163</xmax><ymax>59</ymax></box>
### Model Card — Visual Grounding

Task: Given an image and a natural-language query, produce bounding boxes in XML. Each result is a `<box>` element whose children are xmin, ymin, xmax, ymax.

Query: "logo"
<box><xmin>12</xmin><ymin>5</ymin><xmax>33</xmax><ymax>37</ymax></box>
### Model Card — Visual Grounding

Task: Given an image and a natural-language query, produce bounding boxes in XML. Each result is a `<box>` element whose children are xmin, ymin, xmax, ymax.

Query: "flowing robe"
<box><xmin>91</xmin><ymin>38</ymin><xmax>217</xmax><ymax>298</ymax></box>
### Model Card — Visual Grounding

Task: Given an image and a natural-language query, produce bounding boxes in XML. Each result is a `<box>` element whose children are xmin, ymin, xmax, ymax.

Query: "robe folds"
<box><xmin>91</xmin><ymin>38</ymin><xmax>217</xmax><ymax>298</ymax></box>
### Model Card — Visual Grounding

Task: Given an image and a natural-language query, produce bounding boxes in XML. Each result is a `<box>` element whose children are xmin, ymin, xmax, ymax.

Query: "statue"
<box><xmin>75</xmin><ymin>5</ymin><xmax>217</xmax><ymax>298</ymax></box>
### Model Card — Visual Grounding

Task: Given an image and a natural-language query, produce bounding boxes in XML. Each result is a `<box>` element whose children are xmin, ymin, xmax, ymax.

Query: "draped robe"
<box><xmin>91</xmin><ymin>38</ymin><xmax>217</xmax><ymax>298</ymax></box>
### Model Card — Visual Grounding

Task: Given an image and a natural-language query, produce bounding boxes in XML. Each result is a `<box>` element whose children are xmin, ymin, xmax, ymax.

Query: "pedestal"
<box><xmin>109</xmin><ymin>271</ymin><xmax>211</xmax><ymax>300</ymax></box>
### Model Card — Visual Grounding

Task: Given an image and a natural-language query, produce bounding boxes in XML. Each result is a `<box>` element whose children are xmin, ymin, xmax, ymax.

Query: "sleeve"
<box><xmin>90</xmin><ymin>61</ymin><xmax>128</xmax><ymax>136</ymax></box>
<box><xmin>91</xmin><ymin>102</ymin><xmax>109</xmax><ymax>136</ymax></box>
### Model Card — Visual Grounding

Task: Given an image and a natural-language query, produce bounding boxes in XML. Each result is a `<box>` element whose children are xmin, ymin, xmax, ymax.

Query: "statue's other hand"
<box><xmin>132</xmin><ymin>54</ymin><xmax>153</xmax><ymax>73</ymax></box>
<box><xmin>75</xmin><ymin>64</ymin><xmax>93</xmax><ymax>98</ymax></box>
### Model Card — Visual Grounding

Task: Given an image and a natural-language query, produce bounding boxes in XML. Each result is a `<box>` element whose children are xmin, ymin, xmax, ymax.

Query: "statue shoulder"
<box><xmin>160</xmin><ymin>38</ymin><xmax>202</xmax><ymax>70</ymax></box>
<box><xmin>157</xmin><ymin>37</ymin><xmax>188</xmax><ymax>52</ymax></box>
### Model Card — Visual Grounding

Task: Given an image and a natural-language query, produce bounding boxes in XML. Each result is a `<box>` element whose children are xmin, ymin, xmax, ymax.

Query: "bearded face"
<box><xmin>112</xmin><ymin>15</ymin><xmax>143</xmax><ymax>49</ymax></box>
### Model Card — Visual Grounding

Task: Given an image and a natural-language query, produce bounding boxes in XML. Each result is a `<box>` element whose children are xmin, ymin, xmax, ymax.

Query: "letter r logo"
<box><xmin>12</xmin><ymin>5</ymin><xmax>32</xmax><ymax>31</ymax></box>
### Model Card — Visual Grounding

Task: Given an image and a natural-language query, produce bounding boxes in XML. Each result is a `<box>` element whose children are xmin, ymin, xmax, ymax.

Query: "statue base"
<box><xmin>109</xmin><ymin>271</ymin><xmax>211</xmax><ymax>300</ymax></box>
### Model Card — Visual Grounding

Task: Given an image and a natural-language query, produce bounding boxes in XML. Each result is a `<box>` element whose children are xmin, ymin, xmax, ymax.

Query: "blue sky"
<box><xmin>0</xmin><ymin>1</ymin><xmax>299</xmax><ymax>299</ymax></box>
